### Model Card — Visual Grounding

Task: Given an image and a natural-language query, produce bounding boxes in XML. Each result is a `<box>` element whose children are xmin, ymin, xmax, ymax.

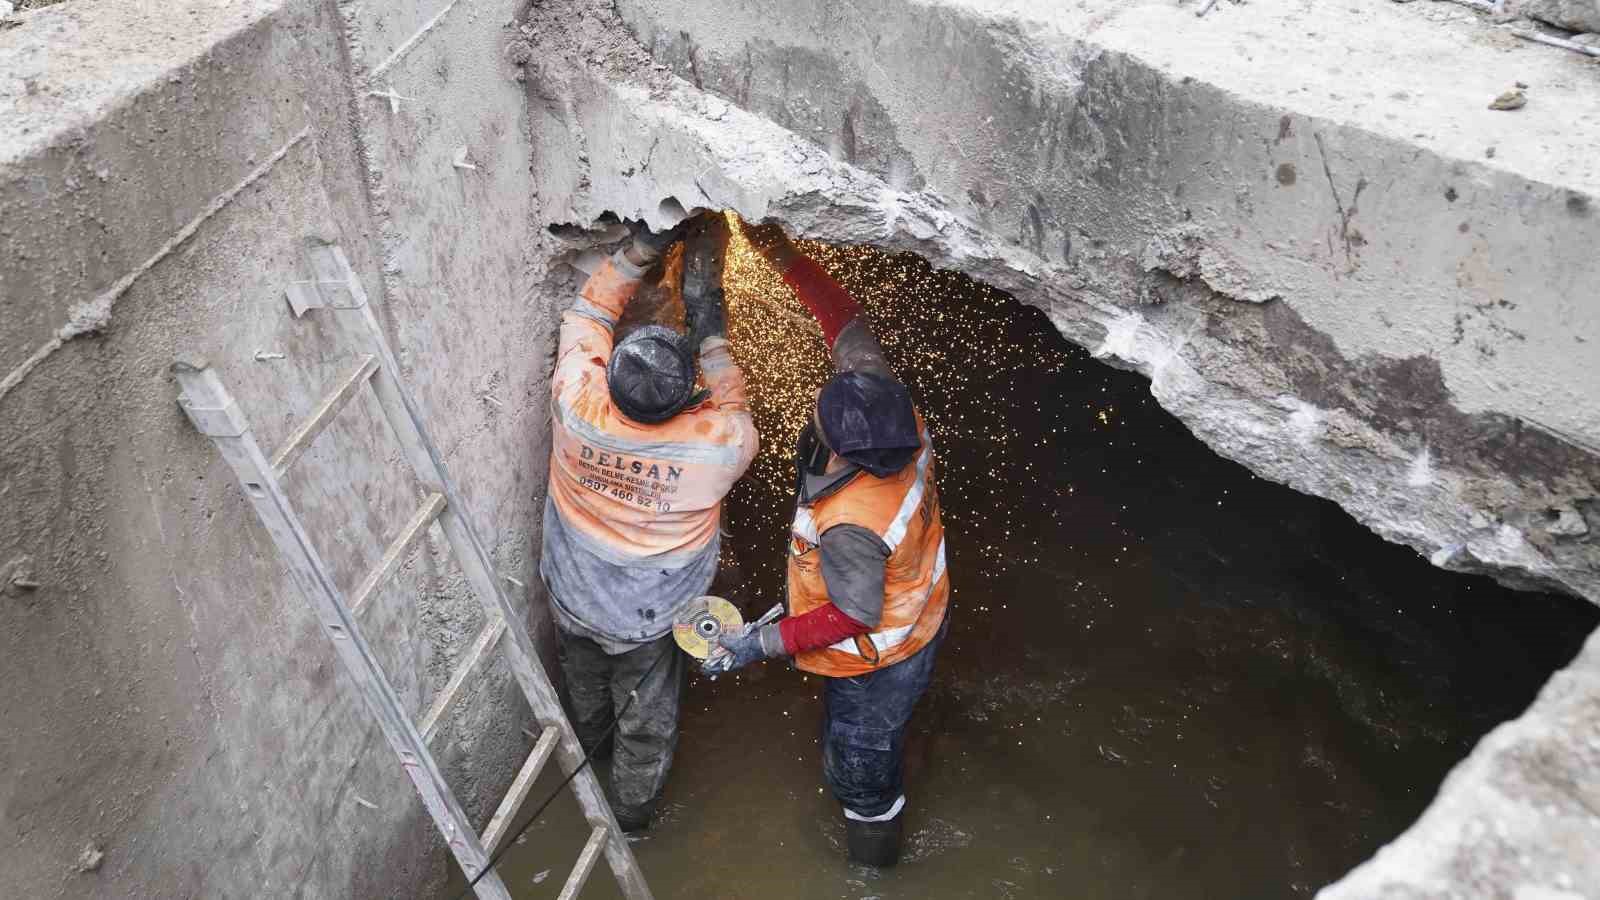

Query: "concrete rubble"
<box><xmin>1522</xmin><ymin>0</ymin><xmax>1600</xmax><ymax>33</ymax></box>
<box><xmin>2</xmin><ymin>0</ymin><xmax>1598</xmax><ymax>897</ymax></box>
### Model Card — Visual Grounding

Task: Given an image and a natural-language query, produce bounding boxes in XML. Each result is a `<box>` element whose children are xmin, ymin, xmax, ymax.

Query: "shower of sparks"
<box><xmin>714</xmin><ymin>212</ymin><xmax>1126</xmax><ymax>604</ymax></box>
<box><xmin>720</xmin><ymin>213</ymin><xmax>835</xmax><ymax>499</ymax></box>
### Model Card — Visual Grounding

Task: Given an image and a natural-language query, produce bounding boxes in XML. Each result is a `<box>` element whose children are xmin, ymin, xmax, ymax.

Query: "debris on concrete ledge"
<box><xmin>1489</xmin><ymin>87</ymin><xmax>1529</xmax><ymax>109</ymax></box>
<box><xmin>1514</xmin><ymin>28</ymin><xmax>1600</xmax><ymax>58</ymax></box>
<box><xmin>1547</xmin><ymin>507</ymin><xmax>1591</xmax><ymax>538</ymax></box>
<box><xmin>74</xmin><ymin>843</ymin><xmax>103</xmax><ymax>874</ymax></box>
<box><xmin>3</xmin><ymin>556</ymin><xmax>40</xmax><ymax>597</ymax></box>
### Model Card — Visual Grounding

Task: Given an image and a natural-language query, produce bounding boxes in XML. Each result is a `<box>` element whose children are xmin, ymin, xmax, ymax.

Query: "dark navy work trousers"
<box><xmin>820</xmin><ymin>616</ymin><xmax>948</xmax><ymax>819</ymax></box>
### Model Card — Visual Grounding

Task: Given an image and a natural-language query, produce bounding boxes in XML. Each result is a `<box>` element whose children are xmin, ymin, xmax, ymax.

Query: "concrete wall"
<box><xmin>0</xmin><ymin>0</ymin><xmax>558</xmax><ymax>895</ymax></box>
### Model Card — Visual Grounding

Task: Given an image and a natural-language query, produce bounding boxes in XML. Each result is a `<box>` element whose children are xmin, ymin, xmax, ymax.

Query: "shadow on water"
<box><xmin>480</xmin><ymin>237</ymin><xmax>1598</xmax><ymax>899</ymax></box>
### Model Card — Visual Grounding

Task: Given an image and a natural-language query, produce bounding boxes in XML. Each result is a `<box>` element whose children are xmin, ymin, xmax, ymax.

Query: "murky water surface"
<box><xmin>480</xmin><ymin>239</ymin><xmax>1597</xmax><ymax>899</ymax></box>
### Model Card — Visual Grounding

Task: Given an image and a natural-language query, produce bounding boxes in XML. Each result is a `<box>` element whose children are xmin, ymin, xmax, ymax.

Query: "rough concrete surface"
<box><xmin>2</xmin><ymin>0</ymin><xmax>559</xmax><ymax>896</ymax></box>
<box><xmin>3</xmin><ymin>0</ymin><xmax>1600</xmax><ymax>896</ymax></box>
<box><xmin>1323</xmin><ymin>622</ymin><xmax>1600</xmax><ymax>899</ymax></box>
<box><xmin>607</xmin><ymin>0</ymin><xmax>1600</xmax><ymax>602</ymax></box>
<box><xmin>1521</xmin><ymin>0</ymin><xmax>1600</xmax><ymax>34</ymax></box>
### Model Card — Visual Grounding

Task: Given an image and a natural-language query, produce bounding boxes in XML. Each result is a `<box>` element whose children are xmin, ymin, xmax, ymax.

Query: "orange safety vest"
<box><xmin>786</xmin><ymin>419</ymin><xmax>949</xmax><ymax>678</ymax></box>
<box><xmin>548</xmin><ymin>257</ymin><xmax>757</xmax><ymax>567</ymax></box>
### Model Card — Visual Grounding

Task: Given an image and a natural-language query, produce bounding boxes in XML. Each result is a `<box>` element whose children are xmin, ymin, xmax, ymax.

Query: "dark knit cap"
<box><xmin>608</xmin><ymin>325</ymin><xmax>707</xmax><ymax>424</ymax></box>
<box><xmin>817</xmin><ymin>370</ymin><xmax>920</xmax><ymax>477</ymax></box>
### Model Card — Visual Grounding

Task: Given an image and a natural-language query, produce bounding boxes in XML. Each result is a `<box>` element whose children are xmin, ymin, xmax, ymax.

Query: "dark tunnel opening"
<box><xmin>491</xmin><ymin>223</ymin><xmax>1600</xmax><ymax>899</ymax></box>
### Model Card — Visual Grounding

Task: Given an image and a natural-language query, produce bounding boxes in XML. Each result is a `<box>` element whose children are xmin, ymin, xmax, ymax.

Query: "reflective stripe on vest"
<box><xmin>825</xmin><ymin>538</ymin><xmax>946</xmax><ymax>656</ymax></box>
<box><xmin>568</xmin><ymin>296</ymin><xmax>618</xmax><ymax>327</ymax></box>
<box><xmin>554</xmin><ymin>396</ymin><xmax>745</xmax><ymax>468</ymax></box>
<box><xmin>880</xmin><ymin>443</ymin><xmax>933</xmax><ymax>551</ymax></box>
<box><xmin>793</xmin><ymin>505</ymin><xmax>820</xmax><ymax>545</ymax></box>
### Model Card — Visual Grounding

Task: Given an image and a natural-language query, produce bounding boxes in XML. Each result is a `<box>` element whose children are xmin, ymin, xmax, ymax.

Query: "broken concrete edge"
<box><xmin>618</xmin><ymin>0</ymin><xmax>1600</xmax><ymax>507</ymax></box>
<box><xmin>0</xmin><ymin>0</ymin><xmax>287</xmax><ymax>167</ymax></box>
<box><xmin>542</xmin><ymin>75</ymin><xmax>1600</xmax><ymax>605</ymax></box>
<box><xmin>1317</xmin><ymin>622</ymin><xmax>1600</xmax><ymax>899</ymax></box>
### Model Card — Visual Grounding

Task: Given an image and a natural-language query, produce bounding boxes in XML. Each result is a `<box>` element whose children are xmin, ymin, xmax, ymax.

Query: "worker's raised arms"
<box><xmin>742</xmin><ymin>223</ymin><xmax>897</xmax><ymax>380</ymax></box>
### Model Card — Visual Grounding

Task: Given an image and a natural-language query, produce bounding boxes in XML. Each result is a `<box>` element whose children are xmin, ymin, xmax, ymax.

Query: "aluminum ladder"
<box><xmin>172</xmin><ymin>244</ymin><xmax>653</xmax><ymax>900</ymax></box>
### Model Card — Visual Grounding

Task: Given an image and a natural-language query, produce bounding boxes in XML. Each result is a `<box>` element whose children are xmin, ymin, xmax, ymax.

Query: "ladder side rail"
<box><xmin>335</xmin><ymin>293</ymin><xmax>655</xmax><ymax>900</ymax></box>
<box><xmin>171</xmin><ymin>362</ymin><xmax>513</xmax><ymax>900</ymax></box>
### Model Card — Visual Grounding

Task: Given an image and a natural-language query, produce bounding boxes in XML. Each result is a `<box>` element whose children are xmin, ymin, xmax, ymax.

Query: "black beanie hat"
<box><xmin>608</xmin><ymin>325</ymin><xmax>708</xmax><ymax>424</ymax></box>
<box><xmin>817</xmin><ymin>370</ymin><xmax>921</xmax><ymax>477</ymax></box>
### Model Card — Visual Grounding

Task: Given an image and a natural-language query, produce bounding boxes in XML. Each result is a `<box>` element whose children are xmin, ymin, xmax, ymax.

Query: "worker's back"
<box><xmin>540</xmin><ymin>254</ymin><xmax>758</xmax><ymax>644</ymax></box>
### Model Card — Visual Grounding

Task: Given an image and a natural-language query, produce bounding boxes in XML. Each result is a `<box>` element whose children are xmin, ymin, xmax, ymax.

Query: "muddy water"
<box><xmin>482</xmin><ymin>243</ymin><xmax>1598</xmax><ymax>899</ymax></box>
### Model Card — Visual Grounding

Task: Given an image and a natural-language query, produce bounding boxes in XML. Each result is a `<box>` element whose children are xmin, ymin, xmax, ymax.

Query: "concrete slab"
<box><xmin>610</xmin><ymin>0</ymin><xmax>1600</xmax><ymax>602</ymax></box>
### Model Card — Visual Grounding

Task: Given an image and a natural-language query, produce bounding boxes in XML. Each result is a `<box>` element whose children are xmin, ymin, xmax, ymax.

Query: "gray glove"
<box><xmin>626</xmin><ymin>218</ymin><xmax>689</xmax><ymax>264</ymax></box>
<box><xmin>701</xmin><ymin>624</ymin><xmax>780</xmax><ymax>676</ymax></box>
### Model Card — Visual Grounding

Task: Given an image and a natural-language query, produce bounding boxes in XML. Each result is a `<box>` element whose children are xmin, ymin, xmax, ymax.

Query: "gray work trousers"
<box><xmin>555</xmin><ymin>628</ymin><xmax>685</xmax><ymax>823</ymax></box>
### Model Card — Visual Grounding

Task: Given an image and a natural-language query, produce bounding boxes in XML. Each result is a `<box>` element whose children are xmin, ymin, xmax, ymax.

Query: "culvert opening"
<box><xmin>493</xmin><ymin>219</ymin><xmax>1599</xmax><ymax>898</ymax></box>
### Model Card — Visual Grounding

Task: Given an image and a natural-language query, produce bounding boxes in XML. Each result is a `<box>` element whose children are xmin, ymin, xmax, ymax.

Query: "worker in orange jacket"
<box><xmin>542</xmin><ymin>216</ymin><xmax>758</xmax><ymax>832</ymax></box>
<box><xmin>704</xmin><ymin>224</ymin><xmax>950</xmax><ymax>867</ymax></box>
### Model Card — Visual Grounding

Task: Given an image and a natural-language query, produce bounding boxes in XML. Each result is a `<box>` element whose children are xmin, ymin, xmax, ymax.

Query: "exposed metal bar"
<box><xmin>368</xmin><ymin>0</ymin><xmax>467</xmax><ymax>80</ymax></box>
<box><xmin>171</xmin><ymin>361</ymin><xmax>512</xmax><ymax>900</ymax></box>
<box><xmin>419</xmin><ymin>615</ymin><xmax>507</xmax><ymax>742</ymax></box>
<box><xmin>270</xmin><ymin>354</ymin><xmax>379</xmax><ymax>477</ymax></box>
<box><xmin>481</xmin><ymin>727</ymin><xmax>561</xmax><ymax>854</ymax></box>
<box><xmin>349</xmin><ymin>491</ymin><xmax>447</xmax><ymax>616</ymax></box>
<box><xmin>1515</xmin><ymin>29</ymin><xmax>1600</xmax><ymax>58</ymax></box>
<box><xmin>557</xmin><ymin>827</ymin><xmax>610</xmax><ymax>900</ymax></box>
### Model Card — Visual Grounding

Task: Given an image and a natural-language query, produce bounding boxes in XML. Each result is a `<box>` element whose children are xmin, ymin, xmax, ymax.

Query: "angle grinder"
<box><xmin>673</xmin><ymin>597</ymin><xmax>783</xmax><ymax>672</ymax></box>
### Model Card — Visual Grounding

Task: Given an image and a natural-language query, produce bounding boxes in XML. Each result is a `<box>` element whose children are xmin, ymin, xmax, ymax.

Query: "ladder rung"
<box><xmin>479</xmin><ymin>726</ymin><xmax>560</xmax><ymax>854</ymax></box>
<box><xmin>350</xmin><ymin>492</ymin><xmax>447</xmax><ymax>616</ymax></box>
<box><xmin>419</xmin><ymin>615</ymin><xmax>507</xmax><ymax>741</ymax></box>
<box><xmin>270</xmin><ymin>354</ymin><xmax>379</xmax><ymax>477</ymax></box>
<box><xmin>557</xmin><ymin>826</ymin><xmax>609</xmax><ymax>900</ymax></box>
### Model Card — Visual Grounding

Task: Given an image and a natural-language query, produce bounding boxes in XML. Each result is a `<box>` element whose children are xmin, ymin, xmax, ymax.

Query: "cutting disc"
<box><xmin>673</xmin><ymin>595</ymin><xmax>743</xmax><ymax>659</ymax></box>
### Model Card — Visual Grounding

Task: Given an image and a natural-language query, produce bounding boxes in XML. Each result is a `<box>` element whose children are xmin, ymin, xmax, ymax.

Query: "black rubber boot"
<box><xmin>845</xmin><ymin>813</ymin><xmax>902</xmax><ymax>867</ymax></box>
<box><xmin>612</xmin><ymin>800</ymin><xmax>656</xmax><ymax>835</ymax></box>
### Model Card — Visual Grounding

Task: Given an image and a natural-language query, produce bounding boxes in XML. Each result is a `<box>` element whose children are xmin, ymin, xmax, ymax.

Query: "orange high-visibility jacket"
<box><xmin>543</xmin><ymin>254</ymin><xmax>758</xmax><ymax>642</ymax></box>
<box><xmin>786</xmin><ymin>418</ymin><xmax>949</xmax><ymax>677</ymax></box>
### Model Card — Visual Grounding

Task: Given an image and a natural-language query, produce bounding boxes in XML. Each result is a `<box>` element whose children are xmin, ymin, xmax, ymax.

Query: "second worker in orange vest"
<box><xmin>704</xmin><ymin>223</ymin><xmax>951</xmax><ymax>868</ymax></box>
